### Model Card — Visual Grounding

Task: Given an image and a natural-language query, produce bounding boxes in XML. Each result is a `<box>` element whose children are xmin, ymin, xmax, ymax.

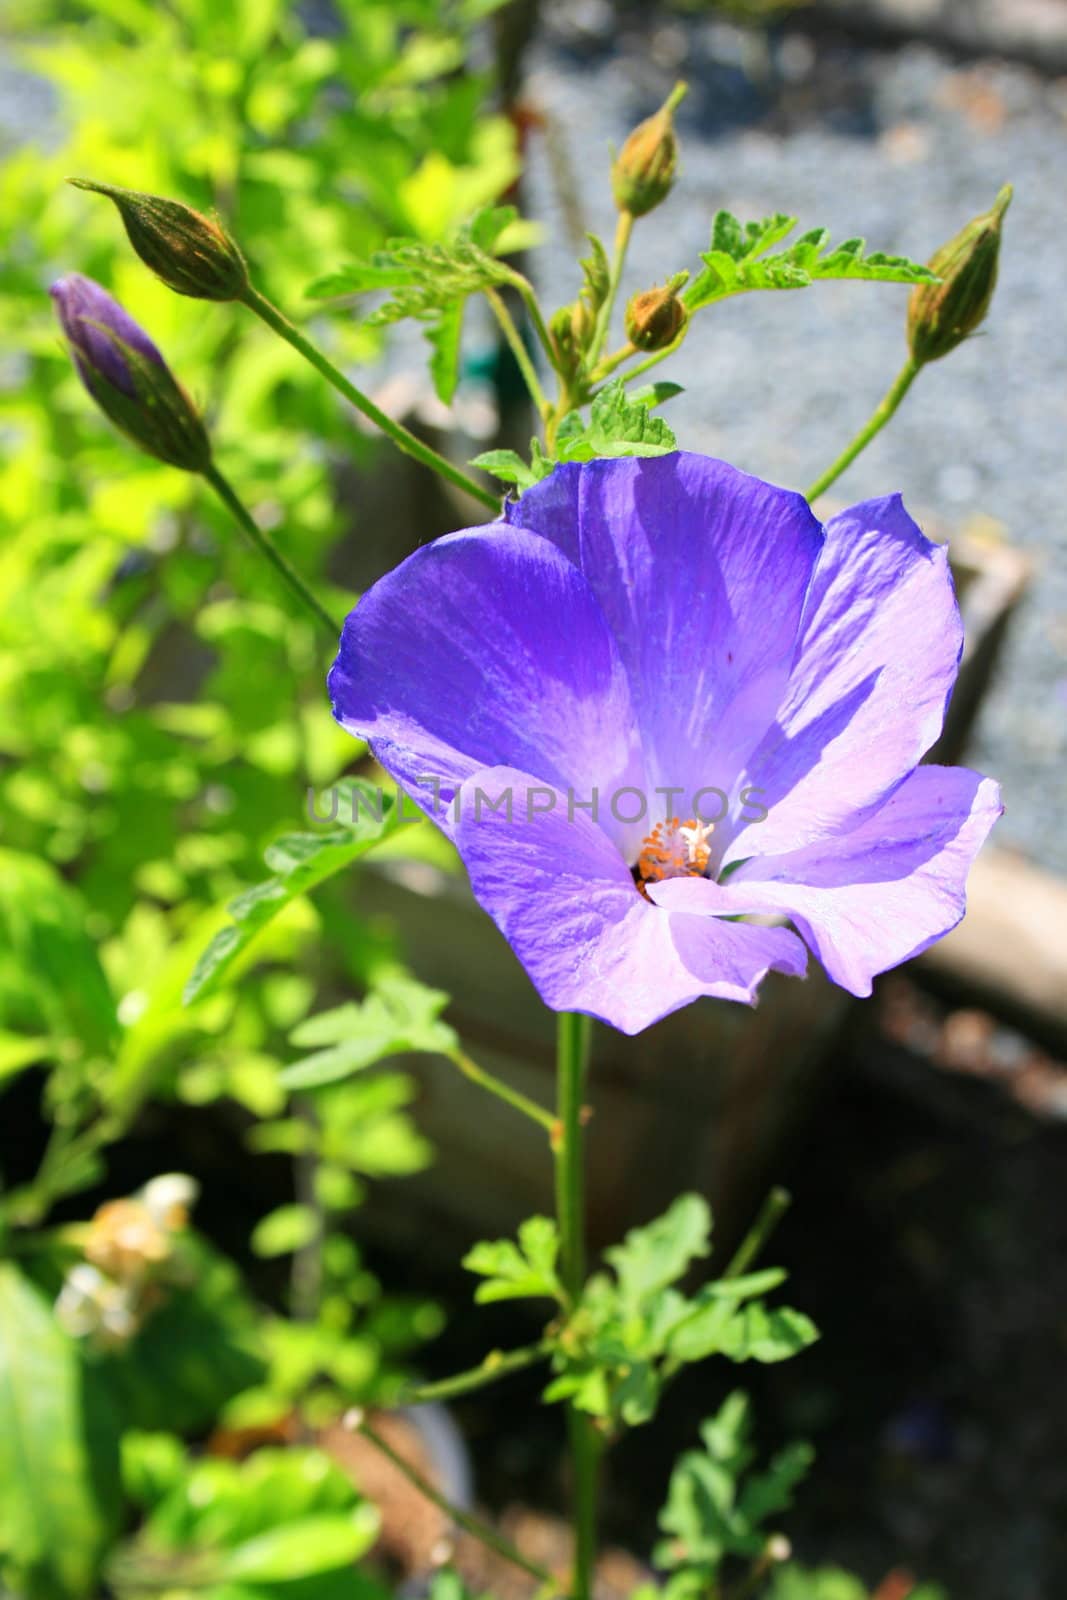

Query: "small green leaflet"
<box><xmin>306</xmin><ymin>204</ymin><xmax>523</xmax><ymax>405</ymax></box>
<box><xmin>279</xmin><ymin>971</ymin><xmax>458</xmax><ymax>1091</ymax></box>
<box><xmin>471</xmin><ymin>379</ymin><xmax>677</xmax><ymax>489</ymax></box>
<box><xmin>463</xmin><ymin>1216</ymin><xmax>564</xmax><ymax>1305</ymax></box>
<box><xmin>655</xmin><ymin>1391</ymin><xmax>814</xmax><ymax>1581</ymax></box>
<box><xmin>183</xmin><ymin>779</ymin><xmax>413</xmax><ymax>1004</ymax></box>
<box><xmin>556</xmin><ymin>379</ymin><xmax>677</xmax><ymax>461</ymax></box>
<box><xmin>685</xmin><ymin>208</ymin><xmax>936</xmax><ymax>311</ymax></box>
<box><xmin>606</xmin><ymin>1193</ymin><xmax>712</xmax><ymax>1308</ymax></box>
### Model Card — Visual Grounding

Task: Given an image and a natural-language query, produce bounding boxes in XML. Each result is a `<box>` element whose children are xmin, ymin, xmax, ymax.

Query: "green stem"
<box><xmin>805</xmin><ymin>356</ymin><xmax>920</xmax><ymax>502</ymax></box>
<box><xmin>590</xmin><ymin>209</ymin><xmax>634</xmax><ymax>365</ymax></box>
<box><xmin>592</xmin><ymin>329</ymin><xmax>686</xmax><ymax>390</ymax></box>
<box><xmin>240</xmin><ymin>284</ymin><xmax>500</xmax><ymax>514</ymax></box>
<box><xmin>485</xmin><ymin>286</ymin><xmax>550</xmax><ymax>417</ymax></box>
<box><xmin>508</xmin><ymin>274</ymin><xmax>561</xmax><ymax>373</ymax></box>
<box><xmin>346</xmin><ymin>1410</ymin><xmax>560</xmax><ymax>1593</ymax></box>
<box><xmin>448</xmin><ymin>1048</ymin><xmax>556</xmax><ymax>1134</ymax></box>
<box><xmin>553</xmin><ymin>1012</ymin><xmax>599</xmax><ymax>1600</ymax></box>
<box><xmin>723</xmin><ymin>1186</ymin><xmax>792</xmax><ymax>1280</ymax></box>
<box><xmin>202</xmin><ymin>462</ymin><xmax>340</xmax><ymax>639</ymax></box>
<box><xmin>399</xmin><ymin>1339</ymin><xmax>553</xmax><ymax>1405</ymax></box>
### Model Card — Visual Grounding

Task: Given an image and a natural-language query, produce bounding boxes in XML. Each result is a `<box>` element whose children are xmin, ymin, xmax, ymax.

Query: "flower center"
<box><xmin>636</xmin><ymin>816</ymin><xmax>714</xmax><ymax>892</ymax></box>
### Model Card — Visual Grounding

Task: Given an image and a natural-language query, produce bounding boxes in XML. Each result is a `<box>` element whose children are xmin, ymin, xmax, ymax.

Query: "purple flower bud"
<box><xmin>50</xmin><ymin>273</ymin><xmax>210</xmax><ymax>472</ymax></box>
<box><xmin>50</xmin><ymin>273</ymin><xmax>165</xmax><ymax>398</ymax></box>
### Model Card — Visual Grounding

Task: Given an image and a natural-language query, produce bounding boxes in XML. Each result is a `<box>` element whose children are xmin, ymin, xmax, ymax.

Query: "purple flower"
<box><xmin>329</xmin><ymin>453</ymin><xmax>1000</xmax><ymax>1035</ymax></box>
<box><xmin>50</xmin><ymin>273</ymin><xmax>210</xmax><ymax>472</ymax></box>
<box><xmin>50</xmin><ymin>273</ymin><xmax>166</xmax><ymax>397</ymax></box>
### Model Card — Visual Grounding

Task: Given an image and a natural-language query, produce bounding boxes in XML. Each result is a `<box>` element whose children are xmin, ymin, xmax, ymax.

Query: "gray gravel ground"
<box><xmin>523</xmin><ymin>7</ymin><xmax>1067</xmax><ymax>871</ymax></box>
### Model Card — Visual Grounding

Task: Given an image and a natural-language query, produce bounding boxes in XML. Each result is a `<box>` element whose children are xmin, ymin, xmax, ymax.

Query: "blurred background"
<box><xmin>1</xmin><ymin>2</ymin><xmax>1065</xmax><ymax>1599</ymax></box>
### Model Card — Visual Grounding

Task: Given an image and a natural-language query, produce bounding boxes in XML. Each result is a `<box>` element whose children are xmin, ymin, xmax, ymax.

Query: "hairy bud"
<box><xmin>612</xmin><ymin>82</ymin><xmax>686</xmax><ymax>219</ymax></box>
<box><xmin>51</xmin><ymin>273</ymin><xmax>211</xmax><ymax>472</ymax></box>
<box><xmin>68</xmin><ymin>178</ymin><xmax>248</xmax><ymax>301</ymax></box>
<box><xmin>550</xmin><ymin>300</ymin><xmax>593</xmax><ymax>378</ymax></box>
<box><xmin>907</xmin><ymin>184</ymin><xmax>1011</xmax><ymax>365</ymax></box>
<box><xmin>625</xmin><ymin>276</ymin><xmax>688</xmax><ymax>351</ymax></box>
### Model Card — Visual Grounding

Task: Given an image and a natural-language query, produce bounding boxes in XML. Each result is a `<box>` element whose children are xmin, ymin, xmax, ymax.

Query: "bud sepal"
<box><xmin>51</xmin><ymin>273</ymin><xmax>211</xmax><ymax>472</ymax></box>
<box><xmin>68</xmin><ymin>178</ymin><xmax>248</xmax><ymax>302</ymax></box>
<box><xmin>907</xmin><ymin>184</ymin><xmax>1012</xmax><ymax>366</ymax></box>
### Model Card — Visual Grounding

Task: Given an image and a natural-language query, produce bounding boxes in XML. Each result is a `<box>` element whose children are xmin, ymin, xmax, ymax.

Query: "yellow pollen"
<box><xmin>637</xmin><ymin>816</ymin><xmax>714</xmax><ymax>890</ymax></box>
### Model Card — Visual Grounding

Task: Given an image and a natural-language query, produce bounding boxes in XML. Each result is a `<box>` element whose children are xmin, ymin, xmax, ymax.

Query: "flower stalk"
<box><xmin>553</xmin><ymin>1011</ymin><xmax>599</xmax><ymax>1600</ymax></box>
<box><xmin>344</xmin><ymin>1409</ymin><xmax>561</xmax><ymax>1594</ymax></box>
<box><xmin>202</xmin><ymin>461</ymin><xmax>341</xmax><ymax>640</ymax></box>
<box><xmin>805</xmin><ymin>356</ymin><xmax>920</xmax><ymax>503</ymax></box>
<box><xmin>239</xmin><ymin>285</ymin><xmax>499</xmax><ymax>512</ymax></box>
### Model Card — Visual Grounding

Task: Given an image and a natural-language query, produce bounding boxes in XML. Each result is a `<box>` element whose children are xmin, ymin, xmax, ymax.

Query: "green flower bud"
<box><xmin>611</xmin><ymin>82</ymin><xmax>687</xmax><ymax>219</ymax></box>
<box><xmin>550</xmin><ymin>300</ymin><xmax>593</xmax><ymax>378</ymax></box>
<box><xmin>624</xmin><ymin>277</ymin><xmax>688</xmax><ymax>351</ymax></box>
<box><xmin>51</xmin><ymin>273</ymin><xmax>211</xmax><ymax>473</ymax></box>
<box><xmin>68</xmin><ymin>178</ymin><xmax>248</xmax><ymax>301</ymax></box>
<box><xmin>907</xmin><ymin>184</ymin><xmax>1012</xmax><ymax>365</ymax></box>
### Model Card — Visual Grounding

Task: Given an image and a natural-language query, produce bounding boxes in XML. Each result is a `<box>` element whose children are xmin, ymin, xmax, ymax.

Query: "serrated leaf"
<box><xmin>184</xmin><ymin>782</ymin><xmax>412</xmax><ymax>1004</ymax></box>
<box><xmin>718</xmin><ymin>1304</ymin><xmax>819</xmax><ymax>1364</ymax></box>
<box><xmin>605</xmin><ymin>1193</ymin><xmax>712</xmax><ymax>1307</ymax></box>
<box><xmin>279</xmin><ymin>971</ymin><xmax>457</xmax><ymax>1091</ymax></box>
<box><xmin>463</xmin><ymin>1215</ymin><xmax>563</xmax><ymax>1305</ymax></box>
<box><xmin>555</xmin><ymin>378</ymin><xmax>677</xmax><ymax>464</ymax></box>
<box><xmin>686</xmin><ymin>209</ymin><xmax>937</xmax><ymax>311</ymax></box>
<box><xmin>307</xmin><ymin>222</ymin><xmax>515</xmax><ymax>319</ymax></box>
<box><xmin>469</xmin><ymin>448</ymin><xmax>539</xmax><ymax>489</ymax></box>
<box><xmin>426</xmin><ymin>299</ymin><xmax>465</xmax><ymax>405</ymax></box>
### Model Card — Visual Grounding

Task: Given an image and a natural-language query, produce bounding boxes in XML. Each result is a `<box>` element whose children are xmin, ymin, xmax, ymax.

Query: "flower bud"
<box><xmin>611</xmin><ymin>82</ymin><xmax>686</xmax><ymax>219</ymax></box>
<box><xmin>68</xmin><ymin>178</ymin><xmax>248</xmax><ymax>301</ymax></box>
<box><xmin>907</xmin><ymin>184</ymin><xmax>1011</xmax><ymax>366</ymax></box>
<box><xmin>51</xmin><ymin>273</ymin><xmax>211</xmax><ymax>472</ymax></box>
<box><xmin>550</xmin><ymin>301</ymin><xmax>590</xmax><ymax>378</ymax></box>
<box><xmin>625</xmin><ymin>277</ymin><xmax>688</xmax><ymax>351</ymax></box>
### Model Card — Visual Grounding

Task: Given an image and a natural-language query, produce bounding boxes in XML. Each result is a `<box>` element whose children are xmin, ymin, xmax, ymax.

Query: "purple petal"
<box><xmin>507</xmin><ymin>454</ymin><xmax>823</xmax><ymax>822</ymax></box>
<box><xmin>454</xmin><ymin>767</ymin><xmax>808</xmax><ymax>1034</ymax></box>
<box><xmin>724</xmin><ymin>495</ymin><xmax>963</xmax><ymax>864</ymax></box>
<box><xmin>652</xmin><ymin>766</ymin><xmax>1001</xmax><ymax>996</ymax></box>
<box><xmin>328</xmin><ymin>526</ymin><xmax>645</xmax><ymax>849</ymax></box>
<box><xmin>51</xmin><ymin>273</ymin><xmax>165</xmax><ymax>397</ymax></box>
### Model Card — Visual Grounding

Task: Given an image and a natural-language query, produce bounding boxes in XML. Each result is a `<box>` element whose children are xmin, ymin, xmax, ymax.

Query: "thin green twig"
<box><xmin>485</xmin><ymin>286</ymin><xmax>550</xmax><ymax>417</ymax></box>
<box><xmin>202</xmin><ymin>462</ymin><xmax>340</xmax><ymax>639</ymax></box>
<box><xmin>806</xmin><ymin>356</ymin><xmax>920</xmax><ymax>502</ymax></box>
<box><xmin>345</xmin><ymin>1409</ymin><xmax>561</xmax><ymax>1593</ymax></box>
<box><xmin>240</xmin><ymin>284</ymin><xmax>499</xmax><ymax>513</ymax></box>
<box><xmin>447</xmin><ymin>1047</ymin><xmax>556</xmax><ymax>1134</ymax></box>
<box><xmin>398</xmin><ymin>1339</ymin><xmax>553</xmax><ymax>1405</ymax></box>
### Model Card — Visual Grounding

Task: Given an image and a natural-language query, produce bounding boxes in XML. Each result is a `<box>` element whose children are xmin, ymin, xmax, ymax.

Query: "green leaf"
<box><xmin>251</xmin><ymin>1204</ymin><xmax>319</xmax><ymax>1258</ymax></box>
<box><xmin>279</xmin><ymin>971</ymin><xmax>457</xmax><ymax>1091</ymax></box>
<box><xmin>605</xmin><ymin>1193</ymin><xmax>712</xmax><ymax>1307</ymax></box>
<box><xmin>0</xmin><ymin>1264</ymin><xmax>121</xmax><ymax>1600</ymax></box>
<box><xmin>307</xmin><ymin>222</ymin><xmax>514</xmax><ymax>316</ymax></box>
<box><xmin>468</xmin><ymin>448</ymin><xmax>539</xmax><ymax>489</ymax></box>
<box><xmin>656</xmin><ymin>1391</ymin><xmax>812</xmax><ymax>1582</ymax></box>
<box><xmin>718</xmin><ymin>1304</ymin><xmax>820</xmax><ymax>1365</ymax></box>
<box><xmin>629</xmin><ymin>381</ymin><xmax>685</xmax><ymax>409</ymax></box>
<box><xmin>184</xmin><ymin>781</ymin><xmax>412</xmax><ymax>1004</ymax></box>
<box><xmin>765</xmin><ymin>1567</ymin><xmax>870</xmax><ymax>1600</ymax></box>
<box><xmin>426</xmin><ymin>298</ymin><xmax>465</xmax><ymax>405</ymax></box>
<box><xmin>0</xmin><ymin>849</ymin><xmax>117</xmax><ymax>1059</ymax></box>
<box><xmin>463</xmin><ymin>1214</ymin><xmax>563</xmax><ymax>1305</ymax></box>
<box><xmin>685</xmin><ymin>210</ymin><xmax>936</xmax><ymax>312</ymax></box>
<box><xmin>220</xmin><ymin>1508</ymin><xmax>380</xmax><ymax>1581</ymax></box>
<box><xmin>555</xmin><ymin>378</ymin><xmax>677</xmax><ymax>463</ymax></box>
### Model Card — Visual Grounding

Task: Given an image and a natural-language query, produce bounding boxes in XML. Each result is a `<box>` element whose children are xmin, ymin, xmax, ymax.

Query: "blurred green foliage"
<box><xmin>0</xmin><ymin>0</ymin><xmax>512</xmax><ymax>1594</ymax></box>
